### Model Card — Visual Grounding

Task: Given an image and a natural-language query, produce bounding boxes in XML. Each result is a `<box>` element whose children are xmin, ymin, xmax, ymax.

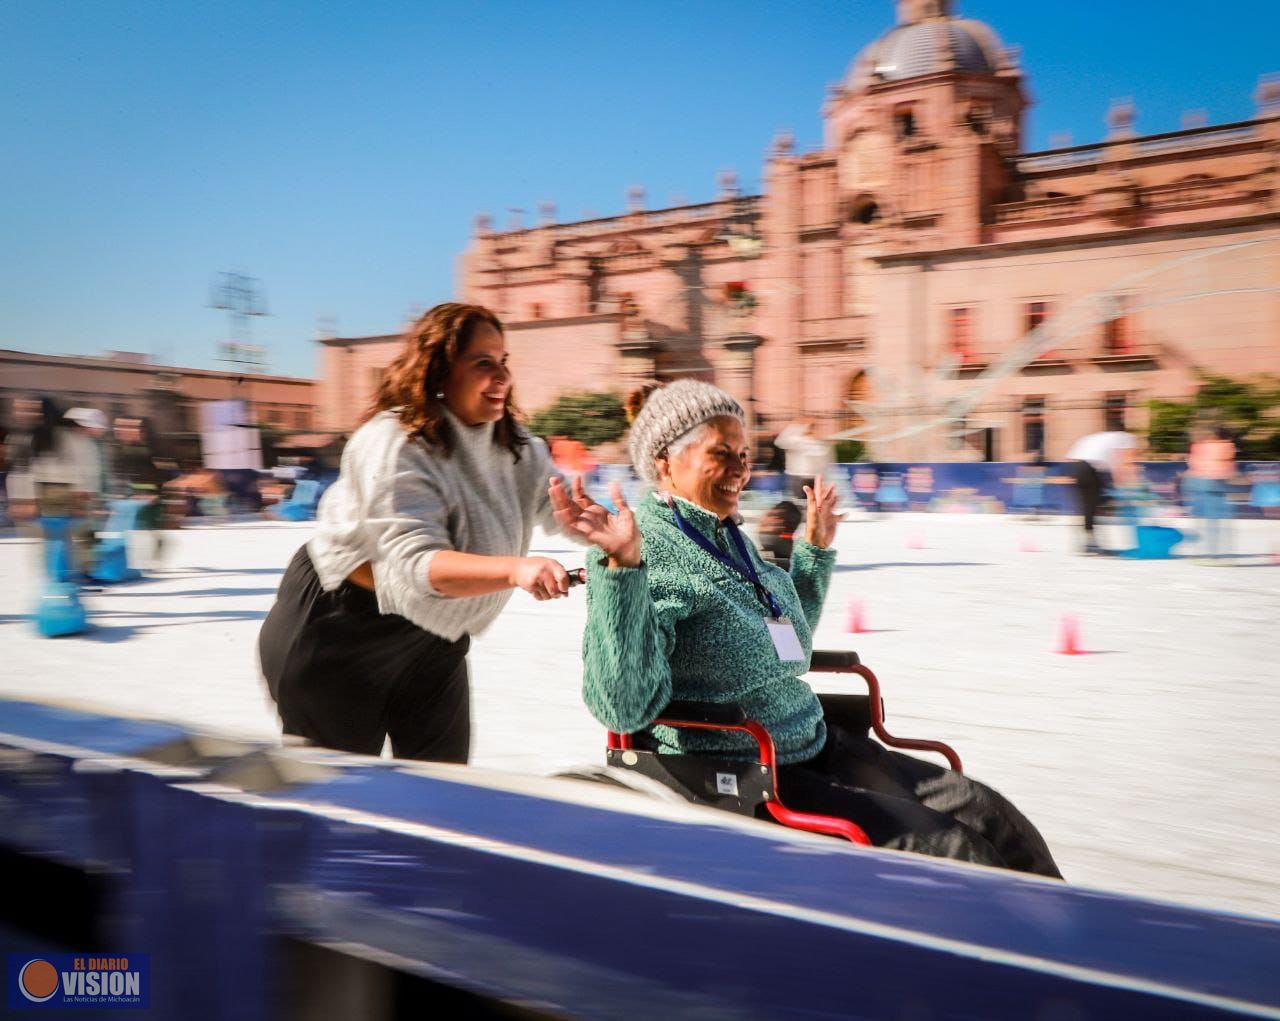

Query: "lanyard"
<box><xmin>666</xmin><ymin>495</ymin><xmax>784</xmax><ymax>619</ymax></box>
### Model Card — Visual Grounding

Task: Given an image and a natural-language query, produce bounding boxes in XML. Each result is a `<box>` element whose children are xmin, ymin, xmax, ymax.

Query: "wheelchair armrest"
<box><xmin>809</xmin><ymin>649</ymin><xmax>861</xmax><ymax>672</ymax></box>
<box><xmin>656</xmin><ymin>700</ymin><xmax>748</xmax><ymax>727</ymax></box>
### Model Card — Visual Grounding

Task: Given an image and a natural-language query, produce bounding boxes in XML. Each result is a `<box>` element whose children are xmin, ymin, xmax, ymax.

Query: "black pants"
<box><xmin>775</xmin><ymin>725</ymin><xmax>1063</xmax><ymax>877</ymax></box>
<box><xmin>1068</xmin><ymin>460</ymin><xmax>1110</xmax><ymax>538</ymax></box>
<box><xmin>258</xmin><ymin>546</ymin><xmax>472</xmax><ymax>762</ymax></box>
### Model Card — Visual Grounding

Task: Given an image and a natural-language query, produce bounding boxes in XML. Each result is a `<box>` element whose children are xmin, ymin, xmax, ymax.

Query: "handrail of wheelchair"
<box><xmin>617</xmin><ymin>713</ymin><xmax>871</xmax><ymax>846</ymax></box>
<box><xmin>810</xmin><ymin>651</ymin><xmax>964</xmax><ymax>774</ymax></box>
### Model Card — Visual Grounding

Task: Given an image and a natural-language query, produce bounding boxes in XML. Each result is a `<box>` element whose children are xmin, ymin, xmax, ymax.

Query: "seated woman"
<box><xmin>550</xmin><ymin>380</ymin><xmax>1061</xmax><ymax>876</ymax></box>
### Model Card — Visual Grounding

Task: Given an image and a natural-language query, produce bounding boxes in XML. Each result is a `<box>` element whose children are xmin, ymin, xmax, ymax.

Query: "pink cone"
<box><xmin>1056</xmin><ymin>613</ymin><xmax>1082</xmax><ymax>656</ymax></box>
<box><xmin>846</xmin><ymin>599</ymin><xmax>866</xmax><ymax>635</ymax></box>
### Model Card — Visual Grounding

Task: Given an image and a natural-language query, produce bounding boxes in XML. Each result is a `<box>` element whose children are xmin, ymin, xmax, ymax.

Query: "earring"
<box><xmin>435</xmin><ymin>391</ymin><xmax>444</xmax><ymax>399</ymax></box>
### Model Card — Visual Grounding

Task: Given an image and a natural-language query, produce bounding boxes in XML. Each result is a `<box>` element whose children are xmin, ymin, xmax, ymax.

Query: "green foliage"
<box><xmin>1146</xmin><ymin>399</ymin><xmax>1196</xmax><ymax>455</ymax></box>
<box><xmin>833</xmin><ymin>439</ymin><xmax>866</xmax><ymax>463</ymax></box>
<box><xmin>1147</xmin><ymin>375</ymin><xmax>1280</xmax><ymax>459</ymax></box>
<box><xmin>529</xmin><ymin>391</ymin><xmax>628</xmax><ymax>448</ymax></box>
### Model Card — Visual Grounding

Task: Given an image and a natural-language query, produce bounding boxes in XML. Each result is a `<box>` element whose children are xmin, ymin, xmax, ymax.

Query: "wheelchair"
<box><xmin>586</xmin><ymin>650</ymin><xmax>963</xmax><ymax>846</ymax></box>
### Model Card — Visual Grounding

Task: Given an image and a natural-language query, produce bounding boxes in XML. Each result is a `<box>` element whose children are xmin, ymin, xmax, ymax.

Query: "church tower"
<box><xmin>824</xmin><ymin>0</ymin><xmax>1027</xmax><ymax>248</ymax></box>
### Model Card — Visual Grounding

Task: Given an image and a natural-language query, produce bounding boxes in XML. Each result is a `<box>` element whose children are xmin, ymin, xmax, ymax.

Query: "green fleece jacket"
<box><xmin>582</xmin><ymin>492</ymin><xmax>836</xmax><ymax>764</ymax></box>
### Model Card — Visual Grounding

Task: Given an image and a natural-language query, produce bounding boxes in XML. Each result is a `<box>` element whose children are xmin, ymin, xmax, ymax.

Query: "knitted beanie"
<box><xmin>627</xmin><ymin>379</ymin><xmax>745</xmax><ymax>483</ymax></box>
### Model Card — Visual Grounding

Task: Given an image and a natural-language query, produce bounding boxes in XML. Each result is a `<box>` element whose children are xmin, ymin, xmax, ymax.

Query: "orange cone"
<box><xmin>1056</xmin><ymin>613</ymin><xmax>1082</xmax><ymax>656</ymax></box>
<box><xmin>846</xmin><ymin>599</ymin><xmax>866</xmax><ymax>635</ymax></box>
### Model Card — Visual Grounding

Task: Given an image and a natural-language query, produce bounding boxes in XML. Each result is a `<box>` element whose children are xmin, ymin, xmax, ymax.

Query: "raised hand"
<box><xmin>549</xmin><ymin>475</ymin><xmax>642</xmax><ymax>568</ymax></box>
<box><xmin>802</xmin><ymin>473</ymin><xmax>843</xmax><ymax>548</ymax></box>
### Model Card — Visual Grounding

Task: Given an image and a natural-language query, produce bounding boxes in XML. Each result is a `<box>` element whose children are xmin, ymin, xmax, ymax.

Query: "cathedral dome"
<box><xmin>846</xmin><ymin>4</ymin><xmax>1005</xmax><ymax>92</ymax></box>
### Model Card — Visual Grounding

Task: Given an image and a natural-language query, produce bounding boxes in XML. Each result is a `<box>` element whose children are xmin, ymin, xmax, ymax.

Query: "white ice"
<box><xmin>2</xmin><ymin>511</ymin><xmax>1278</xmax><ymax>919</ymax></box>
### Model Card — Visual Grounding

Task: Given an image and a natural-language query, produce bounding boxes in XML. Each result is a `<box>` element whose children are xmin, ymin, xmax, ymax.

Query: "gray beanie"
<box><xmin>628</xmin><ymin>379</ymin><xmax>746</xmax><ymax>484</ymax></box>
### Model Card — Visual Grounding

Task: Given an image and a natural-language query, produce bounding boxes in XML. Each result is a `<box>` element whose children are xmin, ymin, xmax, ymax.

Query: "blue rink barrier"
<box><xmin>3</xmin><ymin>698</ymin><xmax>1280</xmax><ymax>1020</ymax></box>
<box><xmin>793</xmin><ymin>461</ymin><xmax>1280</xmax><ymax>518</ymax></box>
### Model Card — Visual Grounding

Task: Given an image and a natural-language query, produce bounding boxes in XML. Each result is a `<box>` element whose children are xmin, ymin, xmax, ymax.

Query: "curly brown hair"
<box><xmin>366</xmin><ymin>302</ymin><xmax>526</xmax><ymax>459</ymax></box>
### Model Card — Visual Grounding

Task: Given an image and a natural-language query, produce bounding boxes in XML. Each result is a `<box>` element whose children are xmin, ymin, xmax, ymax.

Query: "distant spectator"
<box><xmin>1185</xmin><ymin>424</ymin><xmax>1237</xmax><ymax>558</ymax></box>
<box><xmin>4</xmin><ymin>396</ymin><xmax>45</xmax><ymax>526</ymax></box>
<box><xmin>1065</xmin><ymin>430</ymin><xmax>1138</xmax><ymax>555</ymax></box>
<box><xmin>24</xmin><ymin>399</ymin><xmax>101</xmax><ymax>574</ymax></box>
<box><xmin>774</xmin><ymin>419</ymin><xmax>831</xmax><ymax>499</ymax></box>
<box><xmin>64</xmin><ymin>407</ymin><xmax>110</xmax><ymax>497</ymax></box>
<box><xmin>115</xmin><ymin>416</ymin><xmax>169</xmax><ymax>562</ymax></box>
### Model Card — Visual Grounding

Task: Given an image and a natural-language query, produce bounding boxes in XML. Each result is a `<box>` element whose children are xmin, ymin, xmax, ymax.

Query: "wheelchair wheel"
<box><xmin>551</xmin><ymin>764</ymin><xmax>690</xmax><ymax>805</ymax></box>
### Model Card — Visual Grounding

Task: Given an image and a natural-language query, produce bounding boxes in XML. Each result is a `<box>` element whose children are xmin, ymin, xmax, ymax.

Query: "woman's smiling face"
<box><xmin>442</xmin><ymin>321</ymin><xmax>511</xmax><ymax>426</ymax></box>
<box><xmin>659</xmin><ymin>415</ymin><xmax>751</xmax><ymax>518</ymax></box>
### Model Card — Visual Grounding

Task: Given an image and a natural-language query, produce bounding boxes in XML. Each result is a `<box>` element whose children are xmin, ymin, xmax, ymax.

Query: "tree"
<box><xmin>528</xmin><ymin>391</ymin><xmax>628</xmax><ymax>448</ymax></box>
<box><xmin>833</xmin><ymin>439</ymin><xmax>867</xmax><ymax>463</ymax></box>
<box><xmin>1147</xmin><ymin>375</ymin><xmax>1280</xmax><ymax>458</ymax></box>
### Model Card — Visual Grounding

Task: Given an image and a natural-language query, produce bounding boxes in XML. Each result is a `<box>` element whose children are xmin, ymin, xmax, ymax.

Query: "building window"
<box><xmin>947</xmin><ymin>307</ymin><xmax>975</xmax><ymax>363</ymax></box>
<box><xmin>852</xmin><ymin>200</ymin><xmax>880</xmax><ymax>225</ymax></box>
<box><xmin>1022</xmin><ymin>397</ymin><xmax>1046</xmax><ymax>455</ymax></box>
<box><xmin>1025</xmin><ymin>300</ymin><xmax>1060</xmax><ymax>360</ymax></box>
<box><xmin>895</xmin><ymin>104</ymin><xmax>917</xmax><ymax>139</ymax></box>
<box><xmin>1025</xmin><ymin>300</ymin><xmax>1052</xmax><ymax>333</ymax></box>
<box><xmin>293</xmin><ymin>409</ymin><xmax>309</xmax><ymax>430</ymax></box>
<box><xmin>1103</xmin><ymin>294</ymin><xmax>1134</xmax><ymax>353</ymax></box>
<box><xmin>529</xmin><ymin>302</ymin><xmax>545</xmax><ymax>320</ymax></box>
<box><xmin>1104</xmin><ymin>393</ymin><xmax>1128</xmax><ymax>432</ymax></box>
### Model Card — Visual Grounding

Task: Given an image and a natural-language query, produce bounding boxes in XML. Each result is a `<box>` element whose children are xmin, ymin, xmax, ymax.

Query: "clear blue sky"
<box><xmin>3</xmin><ymin>1</ymin><xmax>1276</xmax><ymax>379</ymax></box>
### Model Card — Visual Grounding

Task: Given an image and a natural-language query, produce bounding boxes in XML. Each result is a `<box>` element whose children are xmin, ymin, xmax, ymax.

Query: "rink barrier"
<box><xmin>3</xmin><ymin>697</ymin><xmax>1280</xmax><ymax>1020</ymax></box>
<box><xmin>743</xmin><ymin>460</ymin><xmax>1280</xmax><ymax>517</ymax></box>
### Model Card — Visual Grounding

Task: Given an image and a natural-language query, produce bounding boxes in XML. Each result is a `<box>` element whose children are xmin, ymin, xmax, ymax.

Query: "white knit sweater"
<box><xmin>308</xmin><ymin>410</ymin><xmax>573</xmax><ymax>640</ymax></box>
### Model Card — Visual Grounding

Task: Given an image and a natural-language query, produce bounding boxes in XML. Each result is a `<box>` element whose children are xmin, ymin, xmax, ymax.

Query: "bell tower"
<box><xmin>827</xmin><ymin>1</ymin><xmax>1027</xmax><ymax>248</ymax></box>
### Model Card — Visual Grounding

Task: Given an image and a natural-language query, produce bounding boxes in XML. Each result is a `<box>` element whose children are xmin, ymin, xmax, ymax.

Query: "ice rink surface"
<box><xmin>2</xmin><ymin>511</ymin><xmax>1278</xmax><ymax>919</ymax></box>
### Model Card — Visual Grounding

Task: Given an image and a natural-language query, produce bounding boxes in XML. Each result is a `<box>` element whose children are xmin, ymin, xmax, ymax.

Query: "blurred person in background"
<box><xmin>1185</xmin><ymin>423</ymin><xmax>1237</xmax><ymax>559</ymax></box>
<box><xmin>114</xmin><ymin>416</ymin><xmax>170</xmax><ymax>563</ymax></box>
<box><xmin>774</xmin><ymin>418</ymin><xmax>831</xmax><ymax>499</ymax></box>
<box><xmin>64</xmin><ymin>407</ymin><xmax>110</xmax><ymax>495</ymax></box>
<box><xmin>27</xmin><ymin>399</ymin><xmax>102</xmax><ymax>575</ymax></box>
<box><xmin>4</xmin><ymin>396</ymin><xmax>45</xmax><ymax>528</ymax></box>
<box><xmin>259</xmin><ymin>302</ymin><xmax>580</xmax><ymax>763</ymax></box>
<box><xmin>64</xmin><ymin>408</ymin><xmax>110</xmax><ymax>561</ymax></box>
<box><xmin>1065</xmin><ymin>429</ymin><xmax>1139</xmax><ymax>555</ymax></box>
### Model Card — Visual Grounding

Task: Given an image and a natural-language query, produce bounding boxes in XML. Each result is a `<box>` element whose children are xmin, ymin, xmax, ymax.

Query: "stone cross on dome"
<box><xmin>897</xmin><ymin>0</ymin><xmax>953</xmax><ymax>24</ymax></box>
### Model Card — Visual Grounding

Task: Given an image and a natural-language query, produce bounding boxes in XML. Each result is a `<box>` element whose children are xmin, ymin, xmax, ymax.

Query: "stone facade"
<box><xmin>326</xmin><ymin>0</ymin><xmax>1280</xmax><ymax>459</ymax></box>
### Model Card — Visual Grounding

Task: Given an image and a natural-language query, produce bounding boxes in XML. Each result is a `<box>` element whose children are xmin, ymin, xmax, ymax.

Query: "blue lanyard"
<box><xmin>666</xmin><ymin>496</ymin><xmax>784</xmax><ymax>619</ymax></box>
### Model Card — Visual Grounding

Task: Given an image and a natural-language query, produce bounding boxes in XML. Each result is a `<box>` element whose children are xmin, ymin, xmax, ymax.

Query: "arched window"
<box><xmin>852</xmin><ymin>201</ymin><xmax>881</xmax><ymax>225</ymax></box>
<box><xmin>842</xmin><ymin>370</ymin><xmax>870</xmax><ymax>431</ymax></box>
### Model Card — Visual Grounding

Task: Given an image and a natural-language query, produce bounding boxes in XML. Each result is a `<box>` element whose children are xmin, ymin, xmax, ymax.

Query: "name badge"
<box><xmin>765</xmin><ymin>616</ymin><xmax>806</xmax><ymax>662</ymax></box>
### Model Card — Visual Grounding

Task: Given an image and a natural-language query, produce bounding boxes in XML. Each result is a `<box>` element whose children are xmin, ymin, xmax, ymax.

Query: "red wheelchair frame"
<box><xmin>605</xmin><ymin>650</ymin><xmax>962</xmax><ymax>846</ymax></box>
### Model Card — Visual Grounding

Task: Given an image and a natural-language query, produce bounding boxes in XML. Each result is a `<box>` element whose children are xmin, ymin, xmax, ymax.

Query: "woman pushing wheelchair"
<box><xmin>550</xmin><ymin>379</ymin><xmax>1061</xmax><ymax>877</ymax></box>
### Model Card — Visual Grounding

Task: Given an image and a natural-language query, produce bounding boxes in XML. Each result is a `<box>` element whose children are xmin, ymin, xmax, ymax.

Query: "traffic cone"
<box><xmin>1056</xmin><ymin>613</ymin><xmax>1082</xmax><ymax>656</ymax></box>
<box><xmin>846</xmin><ymin>599</ymin><xmax>866</xmax><ymax>635</ymax></box>
<box><xmin>907</xmin><ymin>532</ymin><xmax>925</xmax><ymax>550</ymax></box>
<box><xmin>1019</xmin><ymin>537</ymin><xmax>1039</xmax><ymax>553</ymax></box>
